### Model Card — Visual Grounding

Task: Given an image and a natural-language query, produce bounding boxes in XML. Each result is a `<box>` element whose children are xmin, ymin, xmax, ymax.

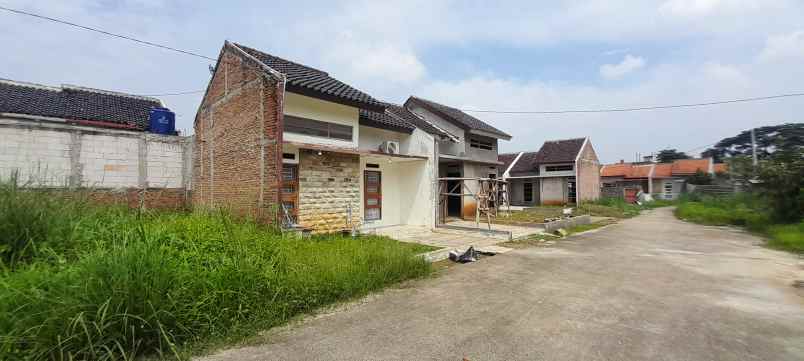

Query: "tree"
<box><xmin>686</xmin><ymin>170</ymin><xmax>713</xmax><ymax>185</ymax></box>
<box><xmin>655</xmin><ymin>149</ymin><xmax>690</xmax><ymax>163</ymax></box>
<box><xmin>756</xmin><ymin>148</ymin><xmax>804</xmax><ymax>222</ymax></box>
<box><xmin>701</xmin><ymin>123</ymin><xmax>804</xmax><ymax>163</ymax></box>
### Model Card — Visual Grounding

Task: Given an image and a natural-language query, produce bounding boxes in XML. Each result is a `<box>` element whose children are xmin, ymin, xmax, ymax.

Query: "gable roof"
<box><xmin>358</xmin><ymin>108</ymin><xmax>415</xmax><ymax>134</ymax></box>
<box><xmin>234</xmin><ymin>43</ymin><xmax>384</xmax><ymax>112</ymax></box>
<box><xmin>533</xmin><ymin>138</ymin><xmax>586</xmax><ymax>164</ymax></box>
<box><xmin>509</xmin><ymin>151</ymin><xmax>539</xmax><ymax>173</ymax></box>
<box><xmin>601</xmin><ymin>158</ymin><xmax>724</xmax><ymax>179</ymax></box>
<box><xmin>0</xmin><ymin>79</ymin><xmax>161</xmax><ymax>130</ymax></box>
<box><xmin>384</xmin><ymin>104</ymin><xmax>452</xmax><ymax>138</ymax></box>
<box><xmin>498</xmin><ymin>153</ymin><xmax>519</xmax><ymax>171</ymax></box>
<box><xmin>405</xmin><ymin>96</ymin><xmax>511</xmax><ymax>139</ymax></box>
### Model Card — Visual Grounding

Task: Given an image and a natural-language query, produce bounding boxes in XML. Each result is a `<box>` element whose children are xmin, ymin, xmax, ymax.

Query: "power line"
<box><xmin>0</xmin><ymin>6</ymin><xmax>216</xmax><ymax>61</ymax></box>
<box><xmin>136</xmin><ymin>89</ymin><xmax>205</xmax><ymax>97</ymax></box>
<box><xmin>460</xmin><ymin>92</ymin><xmax>804</xmax><ymax>114</ymax></box>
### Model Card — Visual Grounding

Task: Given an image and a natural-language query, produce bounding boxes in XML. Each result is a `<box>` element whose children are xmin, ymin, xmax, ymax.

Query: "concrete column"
<box><xmin>138</xmin><ymin>134</ymin><xmax>148</xmax><ymax>188</ymax></box>
<box><xmin>68</xmin><ymin>130</ymin><xmax>83</xmax><ymax>188</ymax></box>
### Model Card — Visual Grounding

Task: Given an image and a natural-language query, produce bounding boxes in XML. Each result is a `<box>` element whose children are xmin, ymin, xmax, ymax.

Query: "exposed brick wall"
<box><xmin>297</xmin><ymin>149</ymin><xmax>360</xmax><ymax>233</ymax></box>
<box><xmin>576</xmin><ymin>140</ymin><xmax>601</xmax><ymax>203</ymax></box>
<box><xmin>192</xmin><ymin>44</ymin><xmax>283</xmax><ymax>221</ymax></box>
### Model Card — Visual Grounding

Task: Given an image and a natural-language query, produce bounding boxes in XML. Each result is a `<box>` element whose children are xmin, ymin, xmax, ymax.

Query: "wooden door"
<box><xmin>364</xmin><ymin>170</ymin><xmax>382</xmax><ymax>221</ymax></box>
<box><xmin>281</xmin><ymin>164</ymin><xmax>298</xmax><ymax>224</ymax></box>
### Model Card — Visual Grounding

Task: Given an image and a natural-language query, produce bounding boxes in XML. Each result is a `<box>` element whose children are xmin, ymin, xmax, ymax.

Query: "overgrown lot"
<box><xmin>496</xmin><ymin>197</ymin><xmax>673</xmax><ymax>224</ymax></box>
<box><xmin>675</xmin><ymin>194</ymin><xmax>803</xmax><ymax>254</ymax></box>
<box><xmin>0</xmin><ymin>183</ymin><xmax>431</xmax><ymax>360</ymax></box>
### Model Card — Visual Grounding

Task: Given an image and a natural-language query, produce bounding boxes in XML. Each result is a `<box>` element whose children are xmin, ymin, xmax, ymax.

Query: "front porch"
<box><xmin>281</xmin><ymin>141</ymin><xmax>430</xmax><ymax>233</ymax></box>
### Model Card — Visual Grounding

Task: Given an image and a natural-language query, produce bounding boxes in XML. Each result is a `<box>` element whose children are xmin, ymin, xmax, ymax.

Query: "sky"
<box><xmin>1</xmin><ymin>0</ymin><xmax>803</xmax><ymax>163</ymax></box>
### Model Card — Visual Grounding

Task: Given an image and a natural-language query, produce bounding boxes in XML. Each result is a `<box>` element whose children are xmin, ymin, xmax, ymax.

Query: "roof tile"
<box><xmin>406</xmin><ymin>96</ymin><xmax>511</xmax><ymax>139</ymax></box>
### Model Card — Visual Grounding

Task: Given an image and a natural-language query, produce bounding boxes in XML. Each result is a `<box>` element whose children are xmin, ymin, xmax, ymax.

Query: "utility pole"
<box><xmin>751</xmin><ymin>127</ymin><xmax>758</xmax><ymax>169</ymax></box>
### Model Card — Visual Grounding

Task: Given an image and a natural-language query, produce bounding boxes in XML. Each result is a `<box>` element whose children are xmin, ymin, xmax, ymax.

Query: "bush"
<box><xmin>0</xmin><ymin>188</ymin><xmax>431</xmax><ymax>360</ymax></box>
<box><xmin>766</xmin><ymin>221</ymin><xmax>804</xmax><ymax>253</ymax></box>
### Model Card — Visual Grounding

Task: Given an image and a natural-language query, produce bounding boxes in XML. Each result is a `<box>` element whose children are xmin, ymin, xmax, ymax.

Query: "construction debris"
<box><xmin>448</xmin><ymin>246</ymin><xmax>496</xmax><ymax>263</ymax></box>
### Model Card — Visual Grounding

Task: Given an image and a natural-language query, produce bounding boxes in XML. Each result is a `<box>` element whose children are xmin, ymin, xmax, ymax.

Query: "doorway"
<box><xmin>281</xmin><ymin>164</ymin><xmax>298</xmax><ymax>224</ymax></box>
<box><xmin>446</xmin><ymin>171</ymin><xmax>461</xmax><ymax>217</ymax></box>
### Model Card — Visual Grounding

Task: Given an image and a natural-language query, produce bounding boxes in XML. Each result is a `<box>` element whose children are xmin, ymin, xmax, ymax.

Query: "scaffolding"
<box><xmin>437</xmin><ymin>177</ymin><xmax>510</xmax><ymax>229</ymax></box>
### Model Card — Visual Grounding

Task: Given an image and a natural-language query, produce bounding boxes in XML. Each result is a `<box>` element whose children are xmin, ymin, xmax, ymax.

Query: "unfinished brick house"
<box><xmin>500</xmin><ymin>138</ymin><xmax>601</xmax><ymax>206</ymax></box>
<box><xmin>193</xmin><ymin>41</ymin><xmax>454</xmax><ymax>233</ymax></box>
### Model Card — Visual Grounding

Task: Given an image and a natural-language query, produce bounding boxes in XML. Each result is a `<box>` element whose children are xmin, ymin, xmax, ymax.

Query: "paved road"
<box><xmin>200</xmin><ymin>208</ymin><xmax>804</xmax><ymax>361</ymax></box>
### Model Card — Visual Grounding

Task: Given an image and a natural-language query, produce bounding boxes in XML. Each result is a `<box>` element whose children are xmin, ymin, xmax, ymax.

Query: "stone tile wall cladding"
<box><xmin>193</xmin><ymin>46</ymin><xmax>283</xmax><ymax>221</ymax></box>
<box><xmin>297</xmin><ymin>150</ymin><xmax>361</xmax><ymax>233</ymax></box>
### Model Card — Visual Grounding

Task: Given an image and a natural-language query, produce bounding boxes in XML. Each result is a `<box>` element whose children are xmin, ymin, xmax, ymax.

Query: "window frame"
<box><xmin>545</xmin><ymin>164</ymin><xmax>574</xmax><ymax>172</ymax></box>
<box><xmin>283</xmin><ymin>115</ymin><xmax>353</xmax><ymax>142</ymax></box>
<box><xmin>469</xmin><ymin>137</ymin><xmax>494</xmax><ymax>150</ymax></box>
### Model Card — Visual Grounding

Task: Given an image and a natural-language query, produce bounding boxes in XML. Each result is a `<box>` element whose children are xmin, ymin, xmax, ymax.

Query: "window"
<box><xmin>469</xmin><ymin>137</ymin><xmax>493</xmax><ymax>150</ymax></box>
<box><xmin>364</xmin><ymin>171</ymin><xmax>382</xmax><ymax>221</ymax></box>
<box><xmin>282</xmin><ymin>153</ymin><xmax>296</xmax><ymax>160</ymax></box>
<box><xmin>284</xmin><ymin>115</ymin><xmax>353</xmax><ymax>141</ymax></box>
<box><xmin>545</xmin><ymin>164</ymin><xmax>574</xmax><ymax>172</ymax></box>
<box><xmin>523</xmin><ymin>182</ymin><xmax>533</xmax><ymax>202</ymax></box>
<box><xmin>568</xmin><ymin>178</ymin><xmax>577</xmax><ymax>204</ymax></box>
<box><xmin>664</xmin><ymin>182</ymin><xmax>674</xmax><ymax>199</ymax></box>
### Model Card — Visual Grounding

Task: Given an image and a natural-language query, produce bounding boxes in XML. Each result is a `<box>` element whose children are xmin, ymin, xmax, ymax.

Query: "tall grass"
<box><xmin>675</xmin><ymin>193</ymin><xmax>803</xmax><ymax>254</ymax></box>
<box><xmin>0</xmin><ymin>183</ymin><xmax>431</xmax><ymax>360</ymax></box>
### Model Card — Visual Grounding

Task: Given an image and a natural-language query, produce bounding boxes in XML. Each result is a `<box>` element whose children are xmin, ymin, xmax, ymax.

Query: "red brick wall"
<box><xmin>193</xmin><ymin>44</ymin><xmax>283</xmax><ymax>221</ymax></box>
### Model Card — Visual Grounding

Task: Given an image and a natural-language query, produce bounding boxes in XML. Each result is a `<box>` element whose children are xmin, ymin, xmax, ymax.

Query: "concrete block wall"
<box><xmin>576</xmin><ymin>140</ymin><xmax>601</xmax><ymax>203</ymax></box>
<box><xmin>192</xmin><ymin>44</ymin><xmax>283</xmax><ymax>221</ymax></box>
<box><xmin>0</xmin><ymin>118</ymin><xmax>192</xmax><ymax>199</ymax></box>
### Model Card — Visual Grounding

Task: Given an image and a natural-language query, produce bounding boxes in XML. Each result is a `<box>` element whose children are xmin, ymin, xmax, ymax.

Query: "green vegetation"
<box><xmin>495</xmin><ymin>197</ymin><xmax>673</xmax><ymax>225</ymax></box>
<box><xmin>500</xmin><ymin>218</ymin><xmax>617</xmax><ymax>249</ymax></box>
<box><xmin>0</xmin><ymin>183</ymin><xmax>431</xmax><ymax>360</ymax></box>
<box><xmin>577</xmin><ymin>197</ymin><xmax>674</xmax><ymax>219</ymax></box>
<box><xmin>675</xmin><ymin>194</ymin><xmax>803</xmax><ymax>254</ymax></box>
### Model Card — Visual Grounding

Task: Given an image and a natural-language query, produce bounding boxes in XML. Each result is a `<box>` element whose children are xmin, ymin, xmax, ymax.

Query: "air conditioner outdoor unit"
<box><xmin>379</xmin><ymin>141</ymin><xmax>400</xmax><ymax>154</ymax></box>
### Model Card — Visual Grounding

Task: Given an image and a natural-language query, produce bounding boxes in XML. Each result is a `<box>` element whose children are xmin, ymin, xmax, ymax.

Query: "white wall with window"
<box><xmin>283</xmin><ymin>92</ymin><xmax>359</xmax><ymax>148</ymax></box>
<box><xmin>539</xmin><ymin>163</ymin><xmax>575</xmax><ymax>177</ymax></box>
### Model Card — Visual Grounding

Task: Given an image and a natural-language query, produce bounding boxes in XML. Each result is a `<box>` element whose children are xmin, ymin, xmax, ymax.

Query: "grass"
<box><xmin>675</xmin><ymin>194</ymin><xmax>803</xmax><ymax>254</ymax></box>
<box><xmin>495</xmin><ymin>197</ymin><xmax>674</xmax><ymax>225</ymax></box>
<box><xmin>499</xmin><ymin>218</ymin><xmax>617</xmax><ymax>249</ymax></box>
<box><xmin>0</xmin><ymin>183</ymin><xmax>431</xmax><ymax>360</ymax></box>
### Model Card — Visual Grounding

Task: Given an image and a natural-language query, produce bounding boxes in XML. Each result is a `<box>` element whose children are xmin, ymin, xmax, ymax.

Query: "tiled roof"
<box><xmin>652</xmin><ymin>163</ymin><xmax>673</xmax><ymax>178</ymax></box>
<box><xmin>533</xmin><ymin>138</ymin><xmax>586</xmax><ymax>164</ymax></box>
<box><xmin>510</xmin><ymin>151</ymin><xmax>539</xmax><ymax>173</ymax></box>
<box><xmin>359</xmin><ymin>108</ymin><xmax>415</xmax><ymax>134</ymax></box>
<box><xmin>629</xmin><ymin>164</ymin><xmax>654</xmax><ymax>178</ymax></box>
<box><xmin>671</xmin><ymin>159</ymin><xmax>711</xmax><ymax>175</ymax></box>
<box><xmin>384</xmin><ymin>103</ymin><xmax>451</xmax><ymax>138</ymax></box>
<box><xmin>405</xmin><ymin>96</ymin><xmax>511</xmax><ymax>139</ymax></box>
<box><xmin>600</xmin><ymin>162</ymin><xmax>632</xmax><ymax>177</ymax></box>
<box><xmin>713</xmin><ymin>163</ymin><xmax>728</xmax><ymax>173</ymax></box>
<box><xmin>498</xmin><ymin>153</ymin><xmax>519</xmax><ymax>172</ymax></box>
<box><xmin>0</xmin><ymin>79</ymin><xmax>161</xmax><ymax>130</ymax></box>
<box><xmin>234</xmin><ymin>43</ymin><xmax>384</xmax><ymax>111</ymax></box>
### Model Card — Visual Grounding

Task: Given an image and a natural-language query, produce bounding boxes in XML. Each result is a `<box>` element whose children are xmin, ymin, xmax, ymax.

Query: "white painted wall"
<box><xmin>359</xmin><ymin>128</ymin><xmax>436</xmax><ymax>229</ymax></box>
<box><xmin>539</xmin><ymin>163</ymin><xmax>575</xmax><ymax>177</ymax></box>
<box><xmin>407</xmin><ymin>104</ymin><xmax>465</xmax><ymax>156</ymax></box>
<box><xmin>283</xmin><ymin>92</ymin><xmax>360</xmax><ymax>148</ymax></box>
<box><xmin>358</xmin><ymin>126</ymin><xmax>403</xmax><ymax>153</ymax></box>
<box><xmin>0</xmin><ymin>117</ymin><xmax>191</xmax><ymax>189</ymax></box>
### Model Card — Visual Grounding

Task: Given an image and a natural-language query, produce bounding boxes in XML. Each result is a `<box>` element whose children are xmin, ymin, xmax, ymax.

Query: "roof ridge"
<box><xmin>543</xmin><ymin>137</ymin><xmax>586</xmax><ymax>143</ymax></box>
<box><xmin>61</xmin><ymin>84</ymin><xmax>161</xmax><ymax>104</ymax></box>
<box><xmin>233</xmin><ymin>42</ymin><xmax>328</xmax><ymax>76</ymax></box>
<box><xmin>0</xmin><ymin>78</ymin><xmax>61</xmax><ymax>92</ymax></box>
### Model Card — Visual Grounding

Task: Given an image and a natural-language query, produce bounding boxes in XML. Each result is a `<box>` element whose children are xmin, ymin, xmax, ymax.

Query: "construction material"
<box><xmin>437</xmin><ymin>177</ymin><xmax>510</xmax><ymax>230</ymax></box>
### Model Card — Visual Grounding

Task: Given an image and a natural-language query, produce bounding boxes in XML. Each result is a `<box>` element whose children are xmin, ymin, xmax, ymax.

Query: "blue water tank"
<box><xmin>149</xmin><ymin>107</ymin><xmax>176</xmax><ymax>135</ymax></box>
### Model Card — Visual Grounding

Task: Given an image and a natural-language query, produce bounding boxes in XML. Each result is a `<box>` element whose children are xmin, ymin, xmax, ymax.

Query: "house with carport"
<box><xmin>500</xmin><ymin>138</ymin><xmax>601</xmax><ymax>206</ymax></box>
<box><xmin>193</xmin><ymin>41</ymin><xmax>459</xmax><ymax>233</ymax></box>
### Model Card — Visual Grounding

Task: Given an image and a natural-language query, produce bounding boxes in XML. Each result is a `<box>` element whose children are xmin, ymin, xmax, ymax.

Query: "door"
<box><xmin>446</xmin><ymin>171</ymin><xmax>461</xmax><ymax>217</ymax></box>
<box><xmin>567</xmin><ymin>178</ymin><xmax>577</xmax><ymax>204</ymax></box>
<box><xmin>364</xmin><ymin>170</ymin><xmax>382</xmax><ymax>221</ymax></box>
<box><xmin>281</xmin><ymin>164</ymin><xmax>298</xmax><ymax>225</ymax></box>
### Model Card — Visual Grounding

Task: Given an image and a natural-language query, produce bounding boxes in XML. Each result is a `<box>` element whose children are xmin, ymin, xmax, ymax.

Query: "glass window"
<box><xmin>366</xmin><ymin>198</ymin><xmax>378</xmax><ymax>206</ymax></box>
<box><xmin>366</xmin><ymin>173</ymin><xmax>380</xmax><ymax>183</ymax></box>
<box><xmin>282</xmin><ymin>167</ymin><xmax>295</xmax><ymax>181</ymax></box>
<box><xmin>545</xmin><ymin>164</ymin><xmax>574</xmax><ymax>172</ymax></box>
<box><xmin>469</xmin><ymin>137</ymin><xmax>493</xmax><ymax>150</ymax></box>
<box><xmin>284</xmin><ymin>115</ymin><xmax>353</xmax><ymax>141</ymax></box>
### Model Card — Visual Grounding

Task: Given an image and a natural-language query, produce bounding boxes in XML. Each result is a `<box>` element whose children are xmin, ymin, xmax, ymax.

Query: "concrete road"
<box><xmin>199</xmin><ymin>208</ymin><xmax>804</xmax><ymax>361</ymax></box>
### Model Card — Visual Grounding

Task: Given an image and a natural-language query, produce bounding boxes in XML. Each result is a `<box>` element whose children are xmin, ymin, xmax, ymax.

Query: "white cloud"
<box><xmin>660</xmin><ymin>0</ymin><xmax>723</xmax><ymax>16</ymax></box>
<box><xmin>758</xmin><ymin>30</ymin><xmax>804</xmax><ymax>62</ymax></box>
<box><xmin>322</xmin><ymin>32</ymin><xmax>425</xmax><ymax>85</ymax></box>
<box><xmin>599</xmin><ymin>55</ymin><xmax>646</xmax><ymax>79</ymax></box>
